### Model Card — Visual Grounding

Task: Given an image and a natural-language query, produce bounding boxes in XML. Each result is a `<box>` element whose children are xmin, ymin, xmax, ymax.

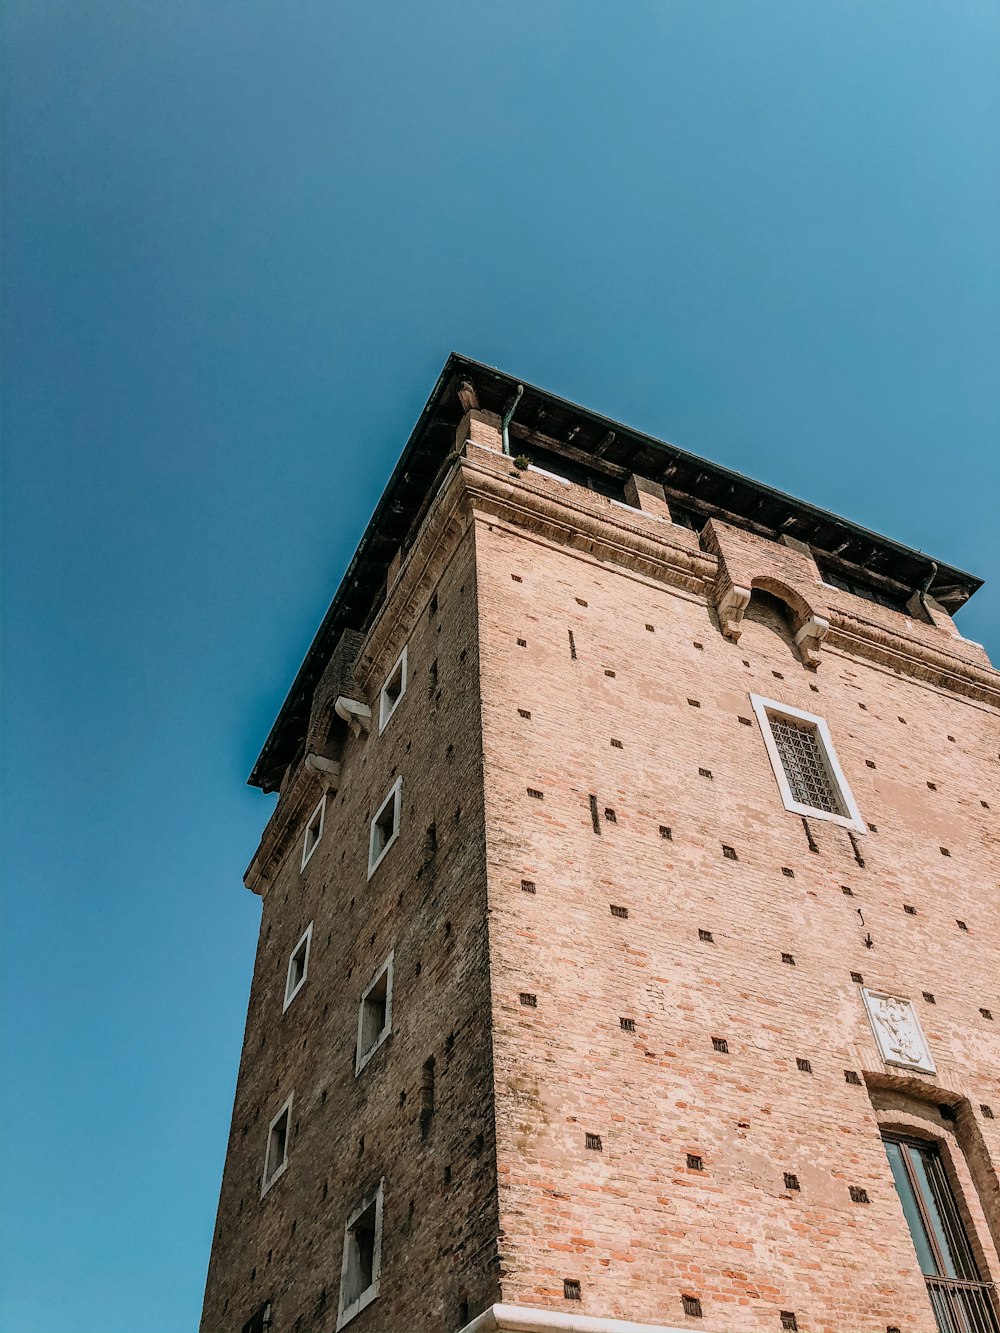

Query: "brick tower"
<box><xmin>201</xmin><ymin>356</ymin><xmax>999</xmax><ymax>1333</ymax></box>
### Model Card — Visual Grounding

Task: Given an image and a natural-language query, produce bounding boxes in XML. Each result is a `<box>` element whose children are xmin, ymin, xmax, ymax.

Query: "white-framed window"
<box><xmin>750</xmin><ymin>694</ymin><xmax>865</xmax><ymax>832</ymax></box>
<box><xmin>367</xmin><ymin>778</ymin><xmax>402</xmax><ymax>878</ymax></box>
<box><xmin>337</xmin><ymin>1180</ymin><xmax>384</xmax><ymax>1329</ymax></box>
<box><xmin>261</xmin><ymin>1093</ymin><xmax>293</xmax><ymax>1197</ymax></box>
<box><xmin>355</xmin><ymin>951</ymin><xmax>394</xmax><ymax>1075</ymax></box>
<box><xmin>301</xmin><ymin>795</ymin><xmax>326</xmax><ymax>869</ymax></box>
<box><xmin>378</xmin><ymin>646</ymin><xmax>407</xmax><ymax>733</ymax></box>
<box><xmin>283</xmin><ymin>922</ymin><xmax>313</xmax><ymax>1012</ymax></box>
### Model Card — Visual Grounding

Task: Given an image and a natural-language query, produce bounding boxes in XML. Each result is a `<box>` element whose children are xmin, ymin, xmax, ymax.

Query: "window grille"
<box><xmin>883</xmin><ymin>1135</ymin><xmax>1000</xmax><ymax>1333</ymax></box>
<box><xmin>768</xmin><ymin>715</ymin><xmax>845</xmax><ymax>815</ymax></box>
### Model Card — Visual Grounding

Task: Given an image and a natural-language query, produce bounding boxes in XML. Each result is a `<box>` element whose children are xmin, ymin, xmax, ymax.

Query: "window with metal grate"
<box><xmin>769</xmin><ymin>714</ymin><xmax>844</xmax><ymax>815</ymax></box>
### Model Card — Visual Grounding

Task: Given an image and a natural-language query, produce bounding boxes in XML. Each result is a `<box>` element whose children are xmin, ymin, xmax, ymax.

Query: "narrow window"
<box><xmin>241</xmin><ymin>1303</ymin><xmax>272</xmax><ymax>1333</ymax></box>
<box><xmin>283</xmin><ymin>923</ymin><xmax>313</xmax><ymax>1011</ymax></box>
<box><xmin>337</xmin><ymin>1182</ymin><xmax>384</xmax><ymax>1328</ymax></box>
<box><xmin>378</xmin><ymin>647</ymin><xmax>407</xmax><ymax>733</ymax></box>
<box><xmin>302</xmin><ymin>795</ymin><xmax>326</xmax><ymax>869</ymax></box>
<box><xmin>419</xmin><ymin>1055</ymin><xmax>435</xmax><ymax>1138</ymax></box>
<box><xmin>882</xmin><ymin>1135</ymin><xmax>998</xmax><ymax>1333</ymax></box>
<box><xmin>368</xmin><ymin>779</ymin><xmax>402</xmax><ymax>877</ymax></box>
<box><xmin>356</xmin><ymin>953</ymin><xmax>394</xmax><ymax>1074</ymax></box>
<box><xmin>261</xmin><ymin>1094</ymin><xmax>293</xmax><ymax>1196</ymax></box>
<box><xmin>750</xmin><ymin>694</ymin><xmax>865</xmax><ymax>832</ymax></box>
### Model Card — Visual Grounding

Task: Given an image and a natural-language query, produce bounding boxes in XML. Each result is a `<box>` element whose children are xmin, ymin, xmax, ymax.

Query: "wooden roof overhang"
<box><xmin>249</xmin><ymin>354</ymin><xmax>982</xmax><ymax>790</ymax></box>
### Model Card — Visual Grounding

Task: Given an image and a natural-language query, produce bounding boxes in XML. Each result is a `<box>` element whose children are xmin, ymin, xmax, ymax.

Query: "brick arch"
<box><xmin>867</xmin><ymin>1079</ymin><xmax>1000</xmax><ymax>1276</ymax></box>
<box><xmin>749</xmin><ymin>575</ymin><xmax>816</xmax><ymax>628</ymax></box>
<box><xmin>703</xmin><ymin>518</ymin><xmax>832</xmax><ymax>664</ymax></box>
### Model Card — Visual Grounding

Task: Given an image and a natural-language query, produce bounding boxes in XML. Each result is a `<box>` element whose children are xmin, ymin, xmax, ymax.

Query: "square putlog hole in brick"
<box><xmin>584</xmin><ymin>1133</ymin><xmax>602</xmax><ymax>1151</ymax></box>
<box><xmin>686</xmin><ymin>1153</ymin><xmax>703</xmax><ymax>1170</ymax></box>
<box><xmin>681</xmin><ymin>1295</ymin><xmax>703</xmax><ymax>1318</ymax></box>
<box><xmin>519</xmin><ymin>993</ymin><xmax>537</xmax><ymax>1008</ymax></box>
<box><xmin>722</xmin><ymin>845</ymin><xmax>737</xmax><ymax>860</ymax></box>
<box><xmin>610</xmin><ymin>904</ymin><xmax>629</xmax><ymax>919</ymax></box>
<box><xmin>712</xmin><ymin>1037</ymin><xmax>729</xmax><ymax>1053</ymax></box>
<box><xmin>563</xmin><ymin>1280</ymin><xmax>581</xmax><ymax>1301</ymax></box>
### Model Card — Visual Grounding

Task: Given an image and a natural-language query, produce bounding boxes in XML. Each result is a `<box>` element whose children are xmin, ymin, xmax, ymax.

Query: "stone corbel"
<box><xmin>716</xmin><ymin>582</ymin><xmax>751</xmax><ymax>641</ymax></box>
<box><xmin>794</xmin><ymin>615</ymin><xmax>830</xmax><ymax>668</ymax></box>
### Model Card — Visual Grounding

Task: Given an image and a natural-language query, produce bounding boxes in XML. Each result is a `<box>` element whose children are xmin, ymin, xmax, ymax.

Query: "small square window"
<box><xmin>337</xmin><ymin>1181</ymin><xmax>384</xmax><ymax>1328</ymax></box>
<box><xmin>378</xmin><ymin>647</ymin><xmax>407</xmax><ymax>733</ymax></box>
<box><xmin>302</xmin><ymin>796</ymin><xmax>326</xmax><ymax>869</ymax></box>
<box><xmin>283</xmin><ymin>923</ymin><xmax>313</xmax><ymax>1011</ymax></box>
<box><xmin>356</xmin><ymin>953</ymin><xmax>394</xmax><ymax>1075</ymax></box>
<box><xmin>261</xmin><ymin>1094</ymin><xmax>293</xmax><ymax>1196</ymax></box>
<box><xmin>750</xmin><ymin>694</ymin><xmax>865</xmax><ymax>832</ymax></box>
<box><xmin>368</xmin><ymin>779</ymin><xmax>402</xmax><ymax>877</ymax></box>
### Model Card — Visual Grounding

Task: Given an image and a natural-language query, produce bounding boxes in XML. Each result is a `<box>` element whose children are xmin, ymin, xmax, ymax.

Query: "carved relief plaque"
<box><xmin>861</xmin><ymin>988</ymin><xmax>936</xmax><ymax>1074</ymax></box>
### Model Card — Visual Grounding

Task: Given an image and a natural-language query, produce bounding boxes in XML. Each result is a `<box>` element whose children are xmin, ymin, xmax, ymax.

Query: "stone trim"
<box><xmin>459</xmin><ymin>1304</ymin><xmax>715</xmax><ymax>1333</ymax></box>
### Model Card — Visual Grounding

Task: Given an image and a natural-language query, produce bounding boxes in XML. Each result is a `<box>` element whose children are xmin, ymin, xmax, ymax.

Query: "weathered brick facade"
<box><xmin>202</xmin><ymin>359</ymin><xmax>998</xmax><ymax>1333</ymax></box>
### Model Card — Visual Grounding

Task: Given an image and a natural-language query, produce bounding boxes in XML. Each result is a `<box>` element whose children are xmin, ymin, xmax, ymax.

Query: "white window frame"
<box><xmin>301</xmin><ymin>795</ymin><xmax>326</xmax><ymax>869</ymax></box>
<box><xmin>336</xmin><ymin>1179</ymin><xmax>385</xmax><ymax>1329</ymax></box>
<box><xmin>749</xmin><ymin>694</ymin><xmax>866</xmax><ymax>833</ymax></box>
<box><xmin>378</xmin><ymin>646</ymin><xmax>408</xmax><ymax>733</ymax></box>
<box><xmin>260</xmin><ymin>1092</ymin><xmax>294</xmax><ymax>1197</ymax></box>
<box><xmin>367</xmin><ymin>778</ymin><xmax>402</xmax><ymax>879</ymax></box>
<box><xmin>355</xmin><ymin>950</ymin><xmax>394</xmax><ymax>1075</ymax></box>
<box><xmin>283</xmin><ymin>922</ymin><xmax>313</xmax><ymax>1012</ymax></box>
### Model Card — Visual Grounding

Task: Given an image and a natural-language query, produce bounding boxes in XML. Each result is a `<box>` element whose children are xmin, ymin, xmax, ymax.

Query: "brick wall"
<box><xmin>201</xmin><ymin>527</ymin><xmax>501</xmax><ymax>1333</ymax></box>
<box><xmin>203</xmin><ymin>442</ymin><xmax>998</xmax><ymax>1333</ymax></box>
<box><xmin>474</xmin><ymin>456</ymin><xmax>999</xmax><ymax>1332</ymax></box>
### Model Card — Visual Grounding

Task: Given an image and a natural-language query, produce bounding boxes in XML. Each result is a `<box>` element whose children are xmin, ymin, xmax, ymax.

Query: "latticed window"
<box><xmin>768</xmin><ymin>714</ymin><xmax>845</xmax><ymax>816</ymax></box>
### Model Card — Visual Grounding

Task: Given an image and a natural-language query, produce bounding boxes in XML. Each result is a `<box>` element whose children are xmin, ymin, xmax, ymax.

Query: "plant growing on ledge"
<box><xmin>513</xmin><ymin>454</ymin><xmax>530</xmax><ymax>471</ymax></box>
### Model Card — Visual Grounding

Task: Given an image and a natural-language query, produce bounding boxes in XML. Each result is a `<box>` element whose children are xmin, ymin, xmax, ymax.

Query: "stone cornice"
<box><xmin>460</xmin><ymin>451</ymin><xmax>717</xmax><ymax>596</ymax></box>
<box><xmin>244</xmin><ymin>754</ymin><xmax>339</xmax><ymax>897</ymax></box>
<box><xmin>826</xmin><ymin>609</ymin><xmax>1000</xmax><ymax>709</ymax></box>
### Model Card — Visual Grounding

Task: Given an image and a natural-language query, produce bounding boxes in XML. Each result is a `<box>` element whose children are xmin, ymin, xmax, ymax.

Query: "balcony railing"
<box><xmin>926</xmin><ymin>1275</ymin><xmax>1000</xmax><ymax>1333</ymax></box>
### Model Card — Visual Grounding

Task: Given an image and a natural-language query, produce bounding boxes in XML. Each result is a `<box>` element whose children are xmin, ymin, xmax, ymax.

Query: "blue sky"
<box><xmin>2</xmin><ymin>3</ymin><xmax>997</xmax><ymax>1330</ymax></box>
